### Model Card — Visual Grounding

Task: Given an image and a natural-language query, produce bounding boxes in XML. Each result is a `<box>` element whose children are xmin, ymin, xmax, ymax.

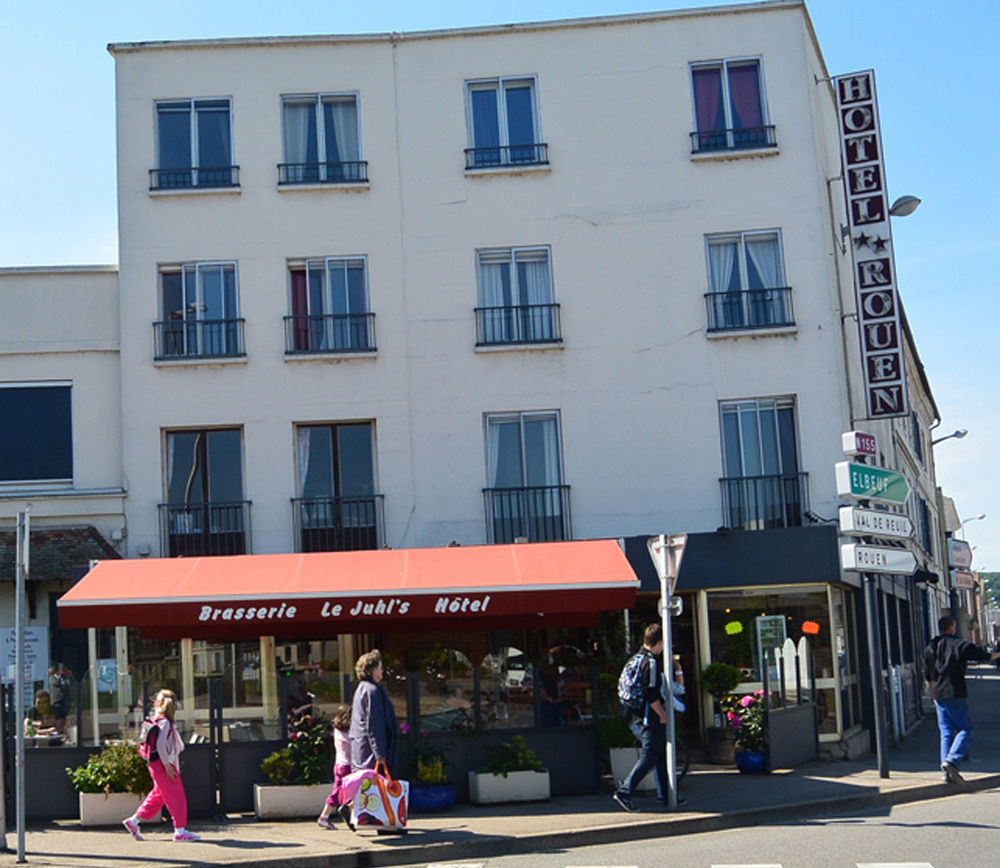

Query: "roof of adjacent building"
<box><xmin>0</xmin><ymin>526</ymin><xmax>121</xmax><ymax>582</ymax></box>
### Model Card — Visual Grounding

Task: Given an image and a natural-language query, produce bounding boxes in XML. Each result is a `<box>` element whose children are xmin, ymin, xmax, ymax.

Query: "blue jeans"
<box><xmin>935</xmin><ymin>698</ymin><xmax>973</xmax><ymax>767</ymax></box>
<box><xmin>617</xmin><ymin>717</ymin><xmax>667</xmax><ymax>801</ymax></box>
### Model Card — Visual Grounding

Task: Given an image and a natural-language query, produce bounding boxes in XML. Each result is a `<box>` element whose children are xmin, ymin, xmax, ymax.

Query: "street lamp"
<box><xmin>889</xmin><ymin>195</ymin><xmax>922</xmax><ymax>217</ymax></box>
<box><xmin>932</xmin><ymin>428</ymin><xmax>968</xmax><ymax>446</ymax></box>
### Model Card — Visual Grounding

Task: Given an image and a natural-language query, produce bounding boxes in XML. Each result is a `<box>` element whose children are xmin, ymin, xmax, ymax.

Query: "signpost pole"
<box><xmin>863</xmin><ymin>570</ymin><xmax>890</xmax><ymax>778</ymax></box>
<box><xmin>15</xmin><ymin>509</ymin><xmax>29</xmax><ymax>862</ymax></box>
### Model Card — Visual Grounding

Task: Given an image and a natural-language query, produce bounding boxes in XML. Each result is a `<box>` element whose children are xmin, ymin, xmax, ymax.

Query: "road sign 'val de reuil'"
<box><xmin>841</xmin><ymin>543</ymin><xmax>917</xmax><ymax>575</ymax></box>
<box><xmin>838</xmin><ymin>505</ymin><xmax>913</xmax><ymax>539</ymax></box>
<box><xmin>834</xmin><ymin>461</ymin><xmax>909</xmax><ymax>505</ymax></box>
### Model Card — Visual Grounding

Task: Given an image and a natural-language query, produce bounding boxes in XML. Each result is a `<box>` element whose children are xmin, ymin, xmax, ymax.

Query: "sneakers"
<box><xmin>317</xmin><ymin>815</ymin><xmax>337</xmax><ymax>831</ymax></box>
<box><xmin>122</xmin><ymin>817</ymin><xmax>143</xmax><ymax>841</ymax></box>
<box><xmin>942</xmin><ymin>761</ymin><xmax>964</xmax><ymax>785</ymax></box>
<box><xmin>173</xmin><ymin>829</ymin><xmax>200</xmax><ymax>842</ymax></box>
<box><xmin>338</xmin><ymin>803</ymin><xmax>356</xmax><ymax>831</ymax></box>
<box><xmin>612</xmin><ymin>791</ymin><xmax>636</xmax><ymax>812</ymax></box>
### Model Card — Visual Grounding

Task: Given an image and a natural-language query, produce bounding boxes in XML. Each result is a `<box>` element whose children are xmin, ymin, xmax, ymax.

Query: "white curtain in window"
<box><xmin>297</xmin><ymin>428</ymin><xmax>312</xmax><ymax>494</ymax></box>
<box><xmin>707</xmin><ymin>241</ymin><xmax>738</xmax><ymax>294</ymax></box>
<box><xmin>284</xmin><ymin>102</ymin><xmax>312</xmax><ymax>164</ymax></box>
<box><xmin>538</xmin><ymin>415</ymin><xmax>560</xmax><ymax>486</ymax></box>
<box><xmin>479</xmin><ymin>258</ymin><xmax>507</xmax><ymax>307</ymax></box>
<box><xmin>745</xmin><ymin>235</ymin><xmax>781</xmax><ymax>288</ymax></box>
<box><xmin>487</xmin><ymin>420</ymin><xmax>503</xmax><ymax>487</ymax></box>
<box><xmin>521</xmin><ymin>257</ymin><xmax>551</xmax><ymax>306</ymax></box>
<box><xmin>326</xmin><ymin>98</ymin><xmax>359</xmax><ymax>163</ymax></box>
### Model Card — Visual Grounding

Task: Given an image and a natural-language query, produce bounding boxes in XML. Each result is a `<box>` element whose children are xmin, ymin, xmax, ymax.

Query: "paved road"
<box><xmin>416</xmin><ymin>786</ymin><xmax>1000</xmax><ymax>868</ymax></box>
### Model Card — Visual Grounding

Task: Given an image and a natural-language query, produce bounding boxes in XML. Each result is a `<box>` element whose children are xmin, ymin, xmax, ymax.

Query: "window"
<box><xmin>161</xmin><ymin>428</ymin><xmax>247</xmax><ymax>556</ymax></box>
<box><xmin>293</xmin><ymin>422</ymin><xmax>381</xmax><ymax>551</ymax></box>
<box><xmin>0</xmin><ymin>384</ymin><xmax>72</xmax><ymax>483</ymax></box>
<box><xmin>156</xmin><ymin>262</ymin><xmax>244</xmax><ymax>359</ymax></box>
<box><xmin>484</xmin><ymin>411</ymin><xmax>568</xmax><ymax>542</ymax></box>
<box><xmin>475</xmin><ymin>247</ymin><xmax>560</xmax><ymax>345</ymax></box>
<box><xmin>705</xmin><ymin>231</ymin><xmax>791</xmax><ymax>331</ymax></box>
<box><xmin>466</xmin><ymin>78</ymin><xmax>546</xmax><ymax>169</ymax></box>
<box><xmin>279</xmin><ymin>94</ymin><xmax>366</xmax><ymax>184</ymax></box>
<box><xmin>153</xmin><ymin>99</ymin><xmax>236</xmax><ymax>189</ymax></box>
<box><xmin>909</xmin><ymin>412</ymin><xmax>924</xmax><ymax>463</ymax></box>
<box><xmin>719</xmin><ymin>398</ymin><xmax>805</xmax><ymax>530</ymax></box>
<box><xmin>286</xmin><ymin>258</ymin><xmax>374</xmax><ymax>353</ymax></box>
<box><xmin>691</xmin><ymin>59</ymin><xmax>774</xmax><ymax>152</ymax></box>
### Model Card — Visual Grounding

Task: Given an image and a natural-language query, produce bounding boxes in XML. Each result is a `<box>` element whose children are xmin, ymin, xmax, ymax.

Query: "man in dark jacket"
<box><xmin>923</xmin><ymin>615</ymin><xmax>1000</xmax><ymax>783</ymax></box>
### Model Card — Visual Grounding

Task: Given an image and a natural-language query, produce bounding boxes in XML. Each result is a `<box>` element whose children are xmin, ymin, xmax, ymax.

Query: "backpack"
<box><xmin>617</xmin><ymin>650</ymin><xmax>651</xmax><ymax>715</ymax></box>
<box><xmin>137</xmin><ymin>718</ymin><xmax>158</xmax><ymax>761</ymax></box>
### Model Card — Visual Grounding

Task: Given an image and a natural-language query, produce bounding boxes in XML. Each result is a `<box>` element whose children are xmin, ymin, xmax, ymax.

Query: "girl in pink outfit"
<box><xmin>317</xmin><ymin>704</ymin><xmax>355</xmax><ymax>830</ymax></box>
<box><xmin>123</xmin><ymin>689</ymin><xmax>199</xmax><ymax>842</ymax></box>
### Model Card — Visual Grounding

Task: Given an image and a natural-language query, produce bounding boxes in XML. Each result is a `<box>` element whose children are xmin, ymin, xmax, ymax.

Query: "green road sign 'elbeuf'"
<box><xmin>834</xmin><ymin>461</ymin><xmax>909</xmax><ymax>505</ymax></box>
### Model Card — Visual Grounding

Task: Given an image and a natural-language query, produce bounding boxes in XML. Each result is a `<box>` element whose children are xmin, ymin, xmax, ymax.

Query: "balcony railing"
<box><xmin>292</xmin><ymin>495</ymin><xmax>385</xmax><ymax>553</ymax></box>
<box><xmin>149</xmin><ymin>165</ymin><xmax>240</xmax><ymax>190</ymax></box>
<box><xmin>475</xmin><ymin>303</ymin><xmax>562</xmax><ymax>346</ymax></box>
<box><xmin>720</xmin><ymin>472</ymin><xmax>808</xmax><ymax>531</ymax></box>
<box><xmin>705</xmin><ymin>288</ymin><xmax>794</xmax><ymax>332</ymax></box>
<box><xmin>277</xmin><ymin>161</ymin><xmax>369</xmax><ymax>185</ymax></box>
<box><xmin>154</xmin><ymin>319</ymin><xmax>246</xmax><ymax>360</ymax></box>
<box><xmin>484</xmin><ymin>484</ymin><xmax>571</xmax><ymax>543</ymax></box>
<box><xmin>465</xmin><ymin>143</ymin><xmax>549</xmax><ymax>170</ymax></box>
<box><xmin>283</xmin><ymin>313</ymin><xmax>376</xmax><ymax>354</ymax></box>
<box><xmin>690</xmin><ymin>125</ymin><xmax>777</xmax><ymax>154</ymax></box>
<box><xmin>159</xmin><ymin>501</ymin><xmax>251</xmax><ymax>557</ymax></box>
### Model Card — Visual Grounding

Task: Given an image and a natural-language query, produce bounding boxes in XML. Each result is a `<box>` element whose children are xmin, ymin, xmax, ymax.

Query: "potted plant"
<box><xmin>468</xmin><ymin>735</ymin><xmax>550</xmax><ymax>804</ymax></box>
<box><xmin>254</xmin><ymin>711</ymin><xmax>335</xmax><ymax>819</ymax></box>
<box><xmin>700</xmin><ymin>662</ymin><xmax>742</xmax><ymax>764</ymax></box>
<box><xmin>724</xmin><ymin>691</ymin><xmax>769</xmax><ymax>773</ymax></box>
<box><xmin>66</xmin><ymin>740</ymin><xmax>157</xmax><ymax>826</ymax></box>
<box><xmin>400</xmin><ymin>727</ymin><xmax>456</xmax><ymax>813</ymax></box>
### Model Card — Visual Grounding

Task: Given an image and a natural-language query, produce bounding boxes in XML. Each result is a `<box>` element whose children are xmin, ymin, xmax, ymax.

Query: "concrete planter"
<box><xmin>78</xmin><ymin>792</ymin><xmax>158</xmax><ymax>827</ymax></box>
<box><xmin>253</xmin><ymin>782</ymin><xmax>330</xmax><ymax>819</ymax></box>
<box><xmin>468</xmin><ymin>769</ymin><xmax>550</xmax><ymax>804</ymax></box>
<box><xmin>608</xmin><ymin>746</ymin><xmax>655</xmax><ymax>792</ymax></box>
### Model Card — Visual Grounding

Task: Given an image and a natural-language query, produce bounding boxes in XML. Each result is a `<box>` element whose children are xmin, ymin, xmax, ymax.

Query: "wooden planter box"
<box><xmin>79</xmin><ymin>792</ymin><xmax>159</xmax><ymax>827</ymax></box>
<box><xmin>468</xmin><ymin>769</ymin><xmax>550</xmax><ymax>805</ymax></box>
<box><xmin>254</xmin><ymin>782</ymin><xmax>330</xmax><ymax>819</ymax></box>
<box><xmin>608</xmin><ymin>746</ymin><xmax>655</xmax><ymax>792</ymax></box>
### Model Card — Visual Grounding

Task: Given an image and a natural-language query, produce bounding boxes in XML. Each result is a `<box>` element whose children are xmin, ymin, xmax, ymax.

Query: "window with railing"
<box><xmin>286</xmin><ymin>258</ymin><xmax>374</xmax><ymax>353</ymax></box>
<box><xmin>152</xmin><ymin>98</ymin><xmax>238</xmax><ymax>189</ymax></box>
<box><xmin>466</xmin><ymin>77</ymin><xmax>547</xmax><ymax>169</ymax></box>
<box><xmin>690</xmin><ymin>59</ymin><xmax>775</xmax><ymax>154</ymax></box>
<box><xmin>719</xmin><ymin>398</ymin><xmax>805</xmax><ymax>529</ymax></box>
<box><xmin>484</xmin><ymin>411</ymin><xmax>569</xmax><ymax>542</ymax></box>
<box><xmin>475</xmin><ymin>247</ymin><xmax>560</xmax><ymax>345</ymax></box>
<box><xmin>294</xmin><ymin>423</ymin><xmax>380</xmax><ymax>552</ymax></box>
<box><xmin>157</xmin><ymin>262</ymin><xmax>244</xmax><ymax>359</ymax></box>
<box><xmin>161</xmin><ymin>428</ymin><xmax>248</xmax><ymax>556</ymax></box>
<box><xmin>705</xmin><ymin>231</ymin><xmax>792</xmax><ymax>332</ymax></box>
<box><xmin>279</xmin><ymin>93</ymin><xmax>367</xmax><ymax>185</ymax></box>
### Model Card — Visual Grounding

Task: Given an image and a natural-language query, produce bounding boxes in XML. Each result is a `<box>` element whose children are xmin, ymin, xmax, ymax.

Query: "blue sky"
<box><xmin>2</xmin><ymin>1</ymin><xmax>997</xmax><ymax>570</ymax></box>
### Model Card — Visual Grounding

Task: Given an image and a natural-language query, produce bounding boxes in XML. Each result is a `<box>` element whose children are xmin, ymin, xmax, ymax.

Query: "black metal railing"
<box><xmin>475</xmin><ymin>303</ymin><xmax>562</xmax><ymax>346</ymax></box>
<box><xmin>483</xmin><ymin>485</ymin><xmax>570</xmax><ymax>543</ymax></box>
<box><xmin>158</xmin><ymin>501</ymin><xmax>251</xmax><ymax>557</ymax></box>
<box><xmin>705</xmin><ymin>287</ymin><xmax>794</xmax><ymax>332</ymax></box>
<box><xmin>720</xmin><ymin>472</ymin><xmax>808</xmax><ymax>531</ymax></box>
<box><xmin>154</xmin><ymin>319</ymin><xmax>246</xmax><ymax>360</ymax></box>
<box><xmin>277</xmin><ymin>161</ymin><xmax>369</xmax><ymax>185</ymax></box>
<box><xmin>292</xmin><ymin>495</ymin><xmax>385</xmax><ymax>552</ymax></box>
<box><xmin>283</xmin><ymin>313</ymin><xmax>376</xmax><ymax>354</ymax></box>
<box><xmin>149</xmin><ymin>165</ymin><xmax>240</xmax><ymax>190</ymax></box>
<box><xmin>690</xmin><ymin>125</ymin><xmax>777</xmax><ymax>154</ymax></box>
<box><xmin>465</xmin><ymin>142</ymin><xmax>549</xmax><ymax>170</ymax></box>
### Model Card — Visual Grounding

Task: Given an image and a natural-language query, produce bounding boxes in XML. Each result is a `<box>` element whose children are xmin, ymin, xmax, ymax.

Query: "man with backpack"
<box><xmin>613</xmin><ymin>623</ymin><xmax>676</xmax><ymax>812</ymax></box>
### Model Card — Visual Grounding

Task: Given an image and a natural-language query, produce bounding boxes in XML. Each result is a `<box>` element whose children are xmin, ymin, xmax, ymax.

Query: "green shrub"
<box><xmin>260</xmin><ymin>712</ymin><xmax>334</xmax><ymax>785</ymax></box>
<box><xmin>66</xmin><ymin>740</ymin><xmax>152</xmax><ymax>796</ymax></box>
<box><xmin>479</xmin><ymin>735</ymin><xmax>543</xmax><ymax>777</ymax></box>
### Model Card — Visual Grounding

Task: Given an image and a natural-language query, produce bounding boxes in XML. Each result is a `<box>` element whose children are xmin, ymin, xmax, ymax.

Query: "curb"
<box><xmin>223</xmin><ymin>772</ymin><xmax>1000</xmax><ymax>868</ymax></box>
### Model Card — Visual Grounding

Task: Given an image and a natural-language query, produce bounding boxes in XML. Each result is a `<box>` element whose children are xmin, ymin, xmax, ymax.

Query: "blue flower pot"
<box><xmin>735</xmin><ymin>750</ymin><xmax>767</xmax><ymax>774</ymax></box>
<box><xmin>409</xmin><ymin>783</ymin><xmax>456</xmax><ymax>813</ymax></box>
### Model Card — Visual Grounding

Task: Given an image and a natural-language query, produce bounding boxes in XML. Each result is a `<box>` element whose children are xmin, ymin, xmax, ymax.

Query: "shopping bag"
<box><xmin>347</xmin><ymin>762</ymin><xmax>409</xmax><ymax>832</ymax></box>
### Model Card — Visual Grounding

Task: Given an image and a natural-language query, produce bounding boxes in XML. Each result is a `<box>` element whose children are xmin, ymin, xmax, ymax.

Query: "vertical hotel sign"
<box><xmin>835</xmin><ymin>70</ymin><xmax>908</xmax><ymax>419</ymax></box>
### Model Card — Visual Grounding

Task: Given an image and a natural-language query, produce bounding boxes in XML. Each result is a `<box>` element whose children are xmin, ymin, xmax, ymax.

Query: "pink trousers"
<box><xmin>136</xmin><ymin>759</ymin><xmax>188</xmax><ymax>829</ymax></box>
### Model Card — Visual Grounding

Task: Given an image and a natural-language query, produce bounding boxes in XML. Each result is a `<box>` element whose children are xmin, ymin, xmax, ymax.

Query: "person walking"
<box><xmin>613</xmin><ymin>623</ymin><xmax>682</xmax><ymax>811</ymax></box>
<box><xmin>923</xmin><ymin>615</ymin><xmax>1000</xmax><ymax>784</ymax></box>
<box><xmin>349</xmin><ymin>649</ymin><xmax>398</xmax><ymax>773</ymax></box>
<box><xmin>123</xmin><ymin>689</ymin><xmax>200</xmax><ymax>842</ymax></box>
<box><xmin>317</xmin><ymin>703</ymin><xmax>355</xmax><ymax>830</ymax></box>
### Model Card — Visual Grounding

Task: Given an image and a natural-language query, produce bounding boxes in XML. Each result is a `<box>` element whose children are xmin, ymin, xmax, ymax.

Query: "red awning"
<box><xmin>57</xmin><ymin>540</ymin><xmax>638</xmax><ymax>638</ymax></box>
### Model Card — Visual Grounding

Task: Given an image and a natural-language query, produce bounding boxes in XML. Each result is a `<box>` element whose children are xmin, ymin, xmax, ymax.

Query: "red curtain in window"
<box><xmin>692</xmin><ymin>67</ymin><xmax>723</xmax><ymax>132</ymax></box>
<box><xmin>728</xmin><ymin>63</ymin><xmax>762</xmax><ymax>130</ymax></box>
<box><xmin>290</xmin><ymin>269</ymin><xmax>309</xmax><ymax>350</ymax></box>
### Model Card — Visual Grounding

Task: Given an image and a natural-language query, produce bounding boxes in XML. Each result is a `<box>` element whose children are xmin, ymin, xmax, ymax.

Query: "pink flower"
<box><xmin>400</xmin><ymin>722</ymin><xmax>410</xmax><ymax>735</ymax></box>
<box><xmin>739</xmin><ymin>694</ymin><xmax>754</xmax><ymax>708</ymax></box>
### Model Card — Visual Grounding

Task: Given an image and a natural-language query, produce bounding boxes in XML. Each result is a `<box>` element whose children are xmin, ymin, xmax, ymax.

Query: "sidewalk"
<box><xmin>5</xmin><ymin>672</ymin><xmax>999</xmax><ymax>868</ymax></box>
